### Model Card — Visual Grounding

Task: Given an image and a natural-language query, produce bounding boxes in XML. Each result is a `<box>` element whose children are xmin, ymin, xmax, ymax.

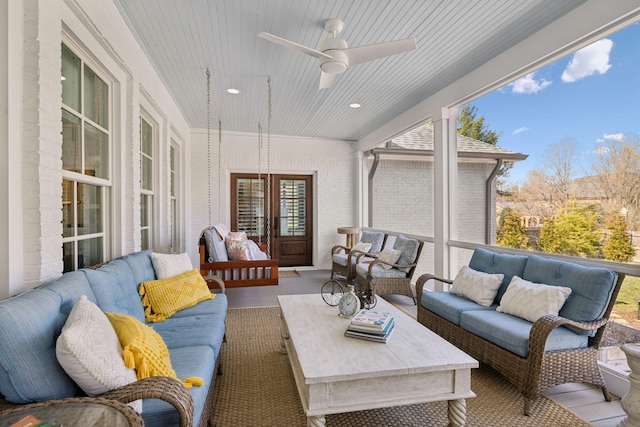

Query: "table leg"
<box><xmin>307</xmin><ymin>415</ymin><xmax>326</xmax><ymax>426</ymax></box>
<box><xmin>448</xmin><ymin>398</ymin><xmax>466</xmax><ymax>426</ymax></box>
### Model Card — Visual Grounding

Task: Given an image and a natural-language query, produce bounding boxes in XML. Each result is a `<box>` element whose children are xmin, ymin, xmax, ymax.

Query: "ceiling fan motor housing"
<box><xmin>319</xmin><ymin>37</ymin><xmax>348</xmax><ymax>74</ymax></box>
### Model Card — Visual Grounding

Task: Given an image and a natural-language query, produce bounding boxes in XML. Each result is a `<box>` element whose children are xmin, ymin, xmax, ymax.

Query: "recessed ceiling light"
<box><xmin>227</xmin><ymin>88</ymin><xmax>240</xmax><ymax>94</ymax></box>
<box><xmin>349</xmin><ymin>103</ymin><xmax>361</xmax><ymax>109</ymax></box>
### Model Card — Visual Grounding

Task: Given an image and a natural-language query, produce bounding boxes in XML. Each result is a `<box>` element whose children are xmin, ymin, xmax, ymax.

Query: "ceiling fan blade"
<box><xmin>258</xmin><ymin>32</ymin><xmax>334</xmax><ymax>61</ymax></box>
<box><xmin>319</xmin><ymin>71</ymin><xmax>336</xmax><ymax>90</ymax></box>
<box><xmin>344</xmin><ymin>38</ymin><xmax>416</xmax><ymax>66</ymax></box>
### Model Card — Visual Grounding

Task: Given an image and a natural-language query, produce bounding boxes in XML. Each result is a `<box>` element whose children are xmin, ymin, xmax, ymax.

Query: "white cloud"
<box><xmin>561</xmin><ymin>39</ymin><xmax>613</xmax><ymax>83</ymax></box>
<box><xmin>603</xmin><ymin>133</ymin><xmax>625</xmax><ymax>142</ymax></box>
<box><xmin>595</xmin><ymin>146</ymin><xmax>610</xmax><ymax>155</ymax></box>
<box><xmin>512</xmin><ymin>127</ymin><xmax>529</xmax><ymax>136</ymax></box>
<box><xmin>509</xmin><ymin>72</ymin><xmax>551</xmax><ymax>94</ymax></box>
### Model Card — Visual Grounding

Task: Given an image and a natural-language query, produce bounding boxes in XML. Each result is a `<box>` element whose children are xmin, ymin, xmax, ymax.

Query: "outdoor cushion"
<box><xmin>376</xmin><ymin>248</ymin><xmax>402</xmax><ymax>270</ymax></box>
<box><xmin>83</xmin><ymin>259</ymin><xmax>145</xmax><ymax>323</ymax></box>
<box><xmin>203</xmin><ymin>228</ymin><xmax>229</xmax><ymax>262</ymax></box>
<box><xmin>360</xmin><ymin>231</ymin><xmax>385</xmax><ymax>253</ymax></box>
<box><xmin>450</xmin><ymin>266</ymin><xmax>504</xmax><ymax>307</ymax></box>
<box><xmin>121</xmin><ymin>250</ymin><xmax>157</xmax><ymax>284</ymax></box>
<box><xmin>0</xmin><ymin>287</ymin><xmax>78</xmax><ymax>403</ymax></box>
<box><xmin>151</xmin><ymin>252</ymin><xmax>193</xmax><ymax>279</ymax></box>
<box><xmin>522</xmin><ymin>255</ymin><xmax>618</xmax><ymax>330</ymax></box>
<box><xmin>151</xmin><ymin>314</ymin><xmax>226</xmax><ymax>358</ymax></box>
<box><xmin>460</xmin><ymin>310</ymin><xmax>588</xmax><ymax>358</ymax></box>
<box><xmin>497</xmin><ymin>276</ymin><xmax>572</xmax><ymax>323</ymax></box>
<box><xmin>140</xmin><ymin>345</ymin><xmax>214</xmax><ymax>427</ymax></box>
<box><xmin>356</xmin><ymin>262</ymin><xmax>407</xmax><ymax>279</ymax></box>
<box><xmin>393</xmin><ymin>234</ymin><xmax>420</xmax><ymax>273</ymax></box>
<box><xmin>468</xmin><ymin>248</ymin><xmax>528</xmax><ymax>303</ymax></box>
<box><xmin>422</xmin><ymin>291</ymin><xmax>496</xmax><ymax>325</ymax></box>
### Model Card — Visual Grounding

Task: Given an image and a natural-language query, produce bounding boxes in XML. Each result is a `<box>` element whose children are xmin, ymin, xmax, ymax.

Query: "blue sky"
<box><xmin>469</xmin><ymin>22</ymin><xmax>640</xmax><ymax>185</ymax></box>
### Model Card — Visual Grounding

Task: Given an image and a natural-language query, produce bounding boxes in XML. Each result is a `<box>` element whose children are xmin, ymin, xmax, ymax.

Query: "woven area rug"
<box><xmin>279</xmin><ymin>270</ymin><xmax>301</xmax><ymax>278</ymax></box>
<box><xmin>211</xmin><ymin>307</ymin><xmax>591</xmax><ymax>427</ymax></box>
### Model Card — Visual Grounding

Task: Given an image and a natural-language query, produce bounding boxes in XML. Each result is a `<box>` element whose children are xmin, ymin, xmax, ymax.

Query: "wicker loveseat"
<box><xmin>0</xmin><ymin>250</ymin><xmax>227</xmax><ymax>427</ymax></box>
<box><xmin>416</xmin><ymin>248</ymin><xmax>624</xmax><ymax>415</ymax></box>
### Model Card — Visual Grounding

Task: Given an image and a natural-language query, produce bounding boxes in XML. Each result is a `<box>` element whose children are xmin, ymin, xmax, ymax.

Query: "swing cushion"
<box><xmin>203</xmin><ymin>229</ymin><xmax>229</xmax><ymax>262</ymax></box>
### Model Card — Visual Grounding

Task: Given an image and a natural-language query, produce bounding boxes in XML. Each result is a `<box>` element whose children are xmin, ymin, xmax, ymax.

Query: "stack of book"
<box><xmin>344</xmin><ymin>309</ymin><xmax>395</xmax><ymax>343</ymax></box>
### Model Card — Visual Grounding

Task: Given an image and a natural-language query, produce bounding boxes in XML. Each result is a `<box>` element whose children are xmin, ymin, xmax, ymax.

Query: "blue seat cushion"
<box><xmin>141</xmin><ymin>345</ymin><xmax>215</xmax><ymax>427</ymax></box>
<box><xmin>460</xmin><ymin>310</ymin><xmax>588</xmax><ymax>358</ymax></box>
<box><xmin>360</xmin><ymin>231</ymin><xmax>385</xmax><ymax>254</ymax></box>
<box><xmin>83</xmin><ymin>259</ymin><xmax>145</xmax><ymax>323</ymax></box>
<box><xmin>0</xmin><ymin>288</ymin><xmax>78</xmax><ymax>403</ymax></box>
<box><xmin>522</xmin><ymin>255</ymin><xmax>618</xmax><ymax>330</ymax></box>
<box><xmin>422</xmin><ymin>291</ymin><xmax>496</xmax><ymax>325</ymax></box>
<box><xmin>469</xmin><ymin>248</ymin><xmax>528</xmax><ymax>303</ymax></box>
<box><xmin>356</xmin><ymin>262</ymin><xmax>407</xmax><ymax>279</ymax></box>
<box><xmin>393</xmin><ymin>234</ymin><xmax>420</xmax><ymax>273</ymax></box>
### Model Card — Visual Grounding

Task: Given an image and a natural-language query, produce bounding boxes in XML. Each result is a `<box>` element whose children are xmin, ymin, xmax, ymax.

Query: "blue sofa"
<box><xmin>416</xmin><ymin>248</ymin><xmax>624</xmax><ymax>415</ymax></box>
<box><xmin>0</xmin><ymin>250</ymin><xmax>228</xmax><ymax>427</ymax></box>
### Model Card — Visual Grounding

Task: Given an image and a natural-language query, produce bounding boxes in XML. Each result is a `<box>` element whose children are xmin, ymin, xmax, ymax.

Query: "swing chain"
<box><xmin>257</xmin><ymin>123</ymin><xmax>263</xmax><ymax>246</ymax></box>
<box><xmin>266</xmin><ymin>76</ymin><xmax>272</xmax><ymax>259</ymax></box>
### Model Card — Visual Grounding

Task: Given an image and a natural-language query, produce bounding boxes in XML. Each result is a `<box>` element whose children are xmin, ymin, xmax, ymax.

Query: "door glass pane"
<box><xmin>77</xmin><ymin>183</ymin><xmax>102</xmax><ymax>235</ymax></box>
<box><xmin>280</xmin><ymin>179</ymin><xmax>306</xmax><ymax>236</ymax></box>
<box><xmin>61</xmin><ymin>44</ymin><xmax>81</xmax><ymax>112</ymax></box>
<box><xmin>85</xmin><ymin>122</ymin><xmax>109</xmax><ymax>179</ymax></box>
<box><xmin>62</xmin><ymin>110</ymin><xmax>82</xmax><ymax>173</ymax></box>
<box><xmin>78</xmin><ymin>237</ymin><xmax>103</xmax><ymax>268</ymax></box>
<box><xmin>62</xmin><ymin>180</ymin><xmax>74</xmax><ymax>238</ymax></box>
<box><xmin>236</xmin><ymin>178</ymin><xmax>264</xmax><ymax>237</ymax></box>
<box><xmin>84</xmin><ymin>67</ymin><xmax>109</xmax><ymax>129</ymax></box>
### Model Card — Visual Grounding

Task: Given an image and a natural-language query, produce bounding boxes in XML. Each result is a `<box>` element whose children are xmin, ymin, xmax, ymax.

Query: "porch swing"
<box><xmin>198</xmin><ymin>71</ymin><xmax>279</xmax><ymax>288</ymax></box>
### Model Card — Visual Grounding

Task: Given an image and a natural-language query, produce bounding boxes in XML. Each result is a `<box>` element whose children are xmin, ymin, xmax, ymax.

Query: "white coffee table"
<box><xmin>278</xmin><ymin>294</ymin><xmax>478</xmax><ymax>426</ymax></box>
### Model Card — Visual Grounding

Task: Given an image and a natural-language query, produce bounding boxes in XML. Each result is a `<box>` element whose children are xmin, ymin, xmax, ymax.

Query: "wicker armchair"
<box><xmin>331</xmin><ymin>230</ymin><xmax>385</xmax><ymax>282</ymax></box>
<box><xmin>416</xmin><ymin>269</ymin><xmax>625</xmax><ymax>416</ymax></box>
<box><xmin>355</xmin><ymin>235</ymin><xmax>423</xmax><ymax>304</ymax></box>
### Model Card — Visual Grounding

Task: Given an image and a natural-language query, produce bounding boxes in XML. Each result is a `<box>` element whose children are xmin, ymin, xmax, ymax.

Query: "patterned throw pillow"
<box><xmin>352</xmin><ymin>242</ymin><xmax>372</xmax><ymax>253</ymax></box>
<box><xmin>56</xmin><ymin>296</ymin><xmax>141</xmax><ymax>413</ymax></box>
<box><xmin>225</xmin><ymin>232</ymin><xmax>250</xmax><ymax>261</ymax></box>
<box><xmin>151</xmin><ymin>252</ymin><xmax>193</xmax><ymax>279</ymax></box>
<box><xmin>450</xmin><ymin>266</ymin><xmax>504</xmax><ymax>307</ymax></box>
<box><xmin>139</xmin><ymin>268</ymin><xmax>215</xmax><ymax>323</ymax></box>
<box><xmin>497</xmin><ymin>276</ymin><xmax>572</xmax><ymax>323</ymax></box>
<box><xmin>105</xmin><ymin>312</ymin><xmax>204</xmax><ymax>389</ymax></box>
<box><xmin>376</xmin><ymin>248</ymin><xmax>402</xmax><ymax>270</ymax></box>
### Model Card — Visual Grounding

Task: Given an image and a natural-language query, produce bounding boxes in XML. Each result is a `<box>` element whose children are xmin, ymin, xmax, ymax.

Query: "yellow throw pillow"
<box><xmin>104</xmin><ymin>312</ymin><xmax>204</xmax><ymax>389</ymax></box>
<box><xmin>139</xmin><ymin>268</ymin><xmax>215</xmax><ymax>323</ymax></box>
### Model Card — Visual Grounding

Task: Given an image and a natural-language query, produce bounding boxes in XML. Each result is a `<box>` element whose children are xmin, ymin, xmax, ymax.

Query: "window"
<box><xmin>170</xmin><ymin>143</ymin><xmax>179</xmax><ymax>251</ymax></box>
<box><xmin>61</xmin><ymin>43</ymin><xmax>110</xmax><ymax>272</ymax></box>
<box><xmin>140</xmin><ymin>116</ymin><xmax>154</xmax><ymax>250</ymax></box>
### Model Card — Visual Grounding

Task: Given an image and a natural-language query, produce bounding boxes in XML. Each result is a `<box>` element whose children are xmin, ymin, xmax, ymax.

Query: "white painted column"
<box><xmin>0</xmin><ymin>0</ymin><xmax>25</xmax><ymax>298</ymax></box>
<box><xmin>619</xmin><ymin>344</ymin><xmax>640</xmax><ymax>427</ymax></box>
<box><xmin>431</xmin><ymin>107</ymin><xmax>458</xmax><ymax>287</ymax></box>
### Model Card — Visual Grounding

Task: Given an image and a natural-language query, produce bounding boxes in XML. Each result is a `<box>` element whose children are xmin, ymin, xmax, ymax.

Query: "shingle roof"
<box><xmin>388</xmin><ymin>122</ymin><xmax>524</xmax><ymax>156</ymax></box>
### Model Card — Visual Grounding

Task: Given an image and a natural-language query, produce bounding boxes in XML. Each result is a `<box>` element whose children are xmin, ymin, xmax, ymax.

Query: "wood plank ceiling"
<box><xmin>113</xmin><ymin>0</ymin><xmax>586</xmax><ymax>142</ymax></box>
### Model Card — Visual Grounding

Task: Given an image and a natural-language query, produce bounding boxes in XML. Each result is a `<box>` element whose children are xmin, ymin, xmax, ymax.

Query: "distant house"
<box><xmin>366</xmin><ymin>123</ymin><xmax>527</xmax><ymax>271</ymax></box>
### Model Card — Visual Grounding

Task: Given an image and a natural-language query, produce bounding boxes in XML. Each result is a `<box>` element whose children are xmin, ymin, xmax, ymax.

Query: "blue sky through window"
<box><xmin>470</xmin><ymin>22</ymin><xmax>640</xmax><ymax>185</ymax></box>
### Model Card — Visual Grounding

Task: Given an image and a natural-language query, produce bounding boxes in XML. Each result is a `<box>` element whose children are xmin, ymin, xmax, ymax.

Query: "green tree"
<box><xmin>603</xmin><ymin>213</ymin><xmax>636</xmax><ymax>262</ymax></box>
<box><xmin>458</xmin><ymin>104</ymin><xmax>511</xmax><ymax>193</ymax></box>
<box><xmin>537</xmin><ymin>203</ymin><xmax>601</xmax><ymax>257</ymax></box>
<box><xmin>497</xmin><ymin>208</ymin><xmax>529</xmax><ymax>249</ymax></box>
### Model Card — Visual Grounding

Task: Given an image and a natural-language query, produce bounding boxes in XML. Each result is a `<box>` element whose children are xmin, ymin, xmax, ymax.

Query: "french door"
<box><xmin>231</xmin><ymin>173</ymin><xmax>313</xmax><ymax>267</ymax></box>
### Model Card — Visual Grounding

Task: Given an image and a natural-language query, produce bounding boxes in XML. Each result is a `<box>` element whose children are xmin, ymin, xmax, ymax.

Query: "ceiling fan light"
<box><xmin>320</xmin><ymin>61</ymin><xmax>347</xmax><ymax>75</ymax></box>
<box><xmin>349</xmin><ymin>103</ymin><xmax>361</xmax><ymax>109</ymax></box>
<box><xmin>226</xmin><ymin>88</ymin><xmax>240</xmax><ymax>94</ymax></box>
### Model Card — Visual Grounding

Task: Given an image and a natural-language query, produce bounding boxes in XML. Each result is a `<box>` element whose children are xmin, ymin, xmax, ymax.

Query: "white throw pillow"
<box><xmin>151</xmin><ymin>252</ymin><xmax>193</xmax><ymax>279</ymax></box>
<box><xmin>376</xmin><ymin>248</ymin><xmax>401</xmax><ymax>270</ymax></box>
<box><xmin>450</xmin><ymin>266</ymin><xmax>504</xmax><ymax>307</ymax></box>
<box><xmin>497</xmin><ymin>276</ymin><xmax>572</xmax><ymax>323</ymax></box>
<box><xmin>56</xmin><ymin>296</ymin><xmax>142</xmax><ymax>413</ymax></box>
<box><xmin>352</xmin><ymin>242</ymin><xmax>372</xmax><ymax>253</ymax></box>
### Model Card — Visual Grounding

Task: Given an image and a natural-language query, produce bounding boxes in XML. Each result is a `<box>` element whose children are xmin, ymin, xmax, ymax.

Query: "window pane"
<box><xmin>141</xmin><ymin>228</ymin><xmax>150</xmax><ymax>251</ymax></box>
<box><xmin>141</xmin><ymin>118</ymin><xmax>152</xmax><ymax>156</ymax></box>
<box><xmin>280</xmin><ymin>179</ymin><xmax>306</xmax><ymax>236</ymax></box>
<box><xmin>63</xmin><ymin>241</ymin><xmax>75</xmax><ymax>273</ymax></box>
<box><xmin>84</xmin><ymin>122</ymin><xmax>108</xmax><ymax>179</ymax></box>
<box><xmin>170</xmin><ymin>145</ymin><xmax>176</xmax><ymax>197</ymax></box>
<box><xmin>141</xmin><ymin>195</ymin><xmax>150</xmax><ymax>227</ymax></box>
<box><xmin>62</xmin><ymin>110</ymin><xmax>82</xmax><ymax>173</ymax></box>
<box><xmin>61</xmin><ymin>44</ymin><xmax>81</xmax><ymax>112</ymax></box>
<box><xmin>236</xmin><ymin>178</ymin><xmax>264</xmax><ymax>237</ymax></box>
<box><xmin>84</xmin><ymin>67</ymin><xmax>109</xmax><ymax>129</ymax></box>
<box><xmin>62</xmin><ymin>180</ymin><xmax>74</xmax><ymax>238</ymax></box>
<box><xmin>78</xmin><ymin>237</ymin><xmax>103</xmax><ymax>268</ymax></box>
<box><xmin>77</xmin><ymin>183</ymin><xmax>102</xmax><ymax>235</ymax></box>
<box><xmin>142</xmin><ymin>157</ymin><xmax>153</xmax><ymax>191</ymax></box>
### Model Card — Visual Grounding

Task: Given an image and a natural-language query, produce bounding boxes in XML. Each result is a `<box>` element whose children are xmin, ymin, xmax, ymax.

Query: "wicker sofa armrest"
<box><xmin>100</xmin><ymin>376</ymin><xmax>194</xmax><ymax>427</ymax></box>
<box><xmin>347</xmin><ymin>249</ymin><xmax>379</xmax><ymax>264</ymax></box>
<box><xmin>416</xmin><ymin>274</ymin><xmax>453</xmax><ymax>306</ymax></box>
<box><xmin>331</xmin><ymin>244</ymin><xmax>351</xmax><ymax>255</ymax></box>
<box><xmin>527</xmin><ymin>314</ymin><xmax>608</xmax><ymax>369</ymax></box>
<box><xmin>365</xmin><ymin>259</ymin><xmax>416</xmax><ymax>276</ymax></box>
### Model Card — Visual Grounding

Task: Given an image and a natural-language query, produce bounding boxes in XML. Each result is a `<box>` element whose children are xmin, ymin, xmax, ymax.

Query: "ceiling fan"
<box><xmin>258</xmin><ymin>18</ymin><xmax>417</xmax><ymax>90</ymax></box>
